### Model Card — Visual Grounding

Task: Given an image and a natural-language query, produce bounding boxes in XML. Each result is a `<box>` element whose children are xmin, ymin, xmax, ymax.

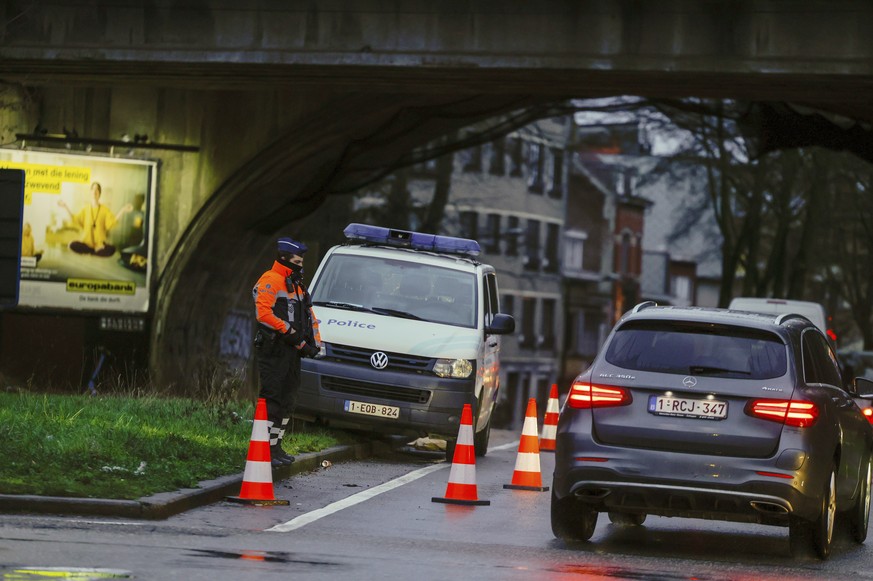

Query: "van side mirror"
<box><xmin>486</xmin><ymin>313</ymin><xmax>515</xmax><ymax>335</ymax></box>
<box><xmin>856</xmin><ymin>377</ymin><xmax>873</xmax><ymax>398</ymax></box>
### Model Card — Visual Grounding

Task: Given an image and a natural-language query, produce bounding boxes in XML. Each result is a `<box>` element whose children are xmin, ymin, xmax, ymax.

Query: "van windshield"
<box><xmin>311</xmin><ymin>253</ymin><xmax>478</xmax><ymax>328</ymax></box>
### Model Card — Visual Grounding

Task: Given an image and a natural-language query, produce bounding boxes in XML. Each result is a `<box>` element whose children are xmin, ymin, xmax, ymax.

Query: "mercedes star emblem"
<box><xmin>682</xmin><ymin>376</ymin><xmax>698</xmax><ymax>388</ymax></box>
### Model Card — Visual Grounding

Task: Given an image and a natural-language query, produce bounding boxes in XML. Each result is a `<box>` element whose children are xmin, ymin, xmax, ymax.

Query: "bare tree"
<box><xmin>825</xmin><ymin>157</ymin><xmax>873</xmax><ymax>348</ymax></box>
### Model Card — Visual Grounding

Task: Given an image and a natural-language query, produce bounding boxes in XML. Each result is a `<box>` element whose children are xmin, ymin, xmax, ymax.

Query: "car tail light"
<box><xmin>746</xmin><ymin>399</ymin><xmax>819</xmax><ymax>427</ymax></box>
<box><xmin>863</xmin><ymin>408</ymin><xmax>873</xmax><ymax>424</ymax></box>
<box><xmin>756</xmin><ymin>471</ymin><xmax>794</xmax><ymax>479</ymax></box>
<box><xmin>567</xmin><ymin>381</ymin><xmax>632</xmax><ymax>409</ymax></box>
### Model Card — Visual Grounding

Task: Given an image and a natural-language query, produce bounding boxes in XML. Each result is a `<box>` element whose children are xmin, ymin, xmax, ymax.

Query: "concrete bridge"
<box><xmin>0</xmin><ymin>1</ymin><xmax>871</xmax><ymax>388</ymax></box>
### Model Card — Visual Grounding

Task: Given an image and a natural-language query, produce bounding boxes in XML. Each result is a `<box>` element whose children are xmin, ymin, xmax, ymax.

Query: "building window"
<box><xmin>411</xmin><ymin>153</ymin><xmax>438</xmax><ymax>178</ymax></box>
<box><xmin>520</xmin><ymin>297</ymin><xmax>536</xmax><ymax>349</ymax></box>
<box><xmin>563</xmin><ymin>230</ymin><xmax>587</xmax><ymax>272</ymax></box>
<box><xmin>489</xmin><ymin>137</ymin><xmax>506</xmax><ymax>176</ymax></box>
<box><xmin>505</xmin><ymin>216</ymin><xmax>519</xmax><ymax>257</ymax></box>
<box><xmin>459</xmin><ymin>211</ymin><xmax>478</xmax><ymax>240</ymax></box>
<box><xmin>502</xmin><ymin>294</ymin><xmax>514</xmax><ymax>318</ymax></box>
<box><xmin>547</xmin><ymin>149</ymin><xmax>564</xmax><ymax>199</ymax></box>
<box><xmin>619</xmin><ymin>232</ymin><xmax>632</xmax><ymax>275</ymax></box>
<box><xmin>527</xmin><ymin>143</ymin><xmax>544</xmax><ymax>194</ymax></box>
<box><xmin>535</xmin><ymin>376</ymin><xmax>551</xmax><ymax>418</ymax></box>
<box><xmin>540</xmin><ymin>298</ymin><xmax>556</xmax><ymax>351</ymax></box>
<box><xmin>524</xmin><ymin>220</ymin><xmax>540</xmax><ymax>271</ymax></box>
<box><xmin>672</xmin><ymin>275</ymin><xmax>692</xmax><ymax>302</ymax></box>
<box><xmin>544</xmin><ymin>223</ymin><xmax>559</xmax><ymax>273</ymax></box>
<box><xmin>509</xmin><ymin>137</ymin><xmax>523</xmax><ymax>177</ymax></box>
<box><xmin>505</xmin><ymin>370</ymin><xmax>524</xmax><ymax>427</ymax></box>
<box><xmin>483</xmin><ymin>213</ymin><xmax>501</xmax><ymax>254</ymax></box>
<box><xmin>571</xmin><ymin>309</ymin><xmax>603</xmax><ymax>356</ymax></box>
<box><xmin>462</xmin><ymin>145</ymin><xmax>482</xmax><ymax>172</ymax></box>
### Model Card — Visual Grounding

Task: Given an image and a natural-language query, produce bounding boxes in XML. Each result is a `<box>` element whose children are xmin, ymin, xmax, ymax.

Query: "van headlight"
<box><xmin>433</xmin><ymin>358</ymin><xmax>473</xmax><ymax>378</ymax></box>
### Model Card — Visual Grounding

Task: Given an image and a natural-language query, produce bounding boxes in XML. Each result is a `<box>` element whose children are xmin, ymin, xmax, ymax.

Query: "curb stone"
<box><xmin>0</xmin><ymin>442</ymin><xmax>373</xmax><ymax>520</ymax></box>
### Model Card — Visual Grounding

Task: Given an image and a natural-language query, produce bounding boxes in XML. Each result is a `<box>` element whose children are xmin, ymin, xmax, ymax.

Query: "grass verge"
<box><xmin>0</xmin><ymin>392</ymin><xmax>356</xmax><ymax>500</ymax></box>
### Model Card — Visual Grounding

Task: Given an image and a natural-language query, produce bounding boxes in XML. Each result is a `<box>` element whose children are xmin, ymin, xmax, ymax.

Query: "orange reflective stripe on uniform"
<box><xmin>252</xmin><ymin>262</ymin><xmax>294</xmax><ymax>333</ymax></box>
<box><xmin>309</xmin><ymin>306</ymin><xmax>322</xmax><ymax>344</ymax></box>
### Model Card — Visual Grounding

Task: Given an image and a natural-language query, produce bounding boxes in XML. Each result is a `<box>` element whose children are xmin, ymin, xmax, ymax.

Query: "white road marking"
<box><xmin>266</xmin><ymin>440</ymin><xmax>518</xmax><ymax>533</ymax></box>
<box><xmin>489</xmin><ymin>442</ymin><xmax>518</xmax><ymax>452</ymax></box>
<box><xmin>266</xmin><ymin>463</ymin><xmax>447</xmax><ymax>532</ymax></box>
<box><xmin>67</xmin><ymin>520</ymin><xmax>148</xmax><ymax>526</ymax></box>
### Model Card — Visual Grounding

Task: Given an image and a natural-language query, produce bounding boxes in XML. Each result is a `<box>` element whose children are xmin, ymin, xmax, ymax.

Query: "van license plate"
<box><xmin>344</xmin><ymin>400</ymin><xmax>400</xmax><ymax>419</ymax></box>
<box><xmin>648</xmin><ymin>395</ymin><xmax>727</xmax><ymax>420</ymax></box>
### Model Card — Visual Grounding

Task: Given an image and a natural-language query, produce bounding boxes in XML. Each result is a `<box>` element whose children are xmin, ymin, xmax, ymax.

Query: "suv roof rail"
<box><xmin>775</xmin><ymin>312</ymin><xmax>811</xmax><ymax>326</ymax></box>
<box><xmin>631</xmin><ymin>301</ymin><xmax>657</xmax><ymax>313</ymax></box>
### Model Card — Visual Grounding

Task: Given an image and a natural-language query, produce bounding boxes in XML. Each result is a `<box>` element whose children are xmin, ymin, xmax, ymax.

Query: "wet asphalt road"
<box><xmin>3</xmin><ymin>429</ymin><xmax>873</xmax><ymax>580</ymax></box>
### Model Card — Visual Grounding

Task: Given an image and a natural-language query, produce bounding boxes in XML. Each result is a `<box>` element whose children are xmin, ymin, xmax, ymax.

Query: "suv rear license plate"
<box><xmin>648</xmin><ymin>395</ymin><xmax>727</xmax><ymax>420</ymax></box>
<box><xmin>344</xmin><ymin>400</ymin><xmax>400</xmax><ymax>419</ymax></box>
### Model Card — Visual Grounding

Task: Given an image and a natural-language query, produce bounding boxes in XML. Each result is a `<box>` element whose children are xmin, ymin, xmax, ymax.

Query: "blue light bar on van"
<box><xmin>343</xmin><ymin>223</ymin><xmax>480</xmax><ymax>256</ymax></box>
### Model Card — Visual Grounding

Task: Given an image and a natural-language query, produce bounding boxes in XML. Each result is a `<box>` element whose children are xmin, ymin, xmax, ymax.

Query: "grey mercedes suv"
<box><xmin>551</xmin><ymin>302</ymin><xmax>873</xmax><ymax>559</ymax></box>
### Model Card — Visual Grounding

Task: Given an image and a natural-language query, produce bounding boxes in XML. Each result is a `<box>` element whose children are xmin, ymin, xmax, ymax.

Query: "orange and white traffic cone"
<box><xmin>227</xmin><ymin>398</ymin><xmax>290</xmax><ymax>506</ymax></box>
<box><xmin>504</xmin><ymin>398</ymin><xmax>549</xmax><ymax>491</ymax></box>
<box><xmin>432</xmin><ymin>403</ymin><xmax>490</xmax><ymax>506</ymax></box>
<box><xmin>539</xmin><ymin>384</ymin><xmax>560</xmax><ymax>452</ymax></box>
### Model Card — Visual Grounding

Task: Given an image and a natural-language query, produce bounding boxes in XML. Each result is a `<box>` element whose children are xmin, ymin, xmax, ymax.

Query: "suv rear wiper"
<box><xmin>690</xmin><ymin>365</ymin><xmax>752</xmax><ymax>376</ymax></box>
<box><xmin>313</xmin><ymin>301</ymin><xmax>372</xmax><ymax>312</ymax></box>
<box><xmin>370</xmin><ymin>307</ymin><xmax>423</xmax><ymax>320</ymax></box>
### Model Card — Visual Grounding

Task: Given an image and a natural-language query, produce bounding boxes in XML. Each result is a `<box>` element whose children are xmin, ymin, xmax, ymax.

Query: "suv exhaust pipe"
<box><xmin>750</xmin><ymin>501</ymin><xmax>789</xmax><ymax>514</ymax></box>
<box><xmin>574</xmin><ymin>488</ymin><xmax>611</xmax><ymax>500</ymax></box>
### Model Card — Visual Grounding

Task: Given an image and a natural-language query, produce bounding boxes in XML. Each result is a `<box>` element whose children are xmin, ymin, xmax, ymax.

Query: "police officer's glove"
<box><xmin>279</xmin><ymin>329</ymin><xmax>298</xmax><ymax>345</ymax></box>
<box><xmin>297</xmin><ymin>341</ymin><xmax>320</xmax><ymax>359</ymax></box>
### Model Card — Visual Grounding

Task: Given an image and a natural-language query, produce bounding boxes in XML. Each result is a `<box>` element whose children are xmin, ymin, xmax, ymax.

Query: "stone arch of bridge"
<box><xmin>153</xmin><ymin>92</ymin><xmax>558</xmax><ymax>388</ymax></box>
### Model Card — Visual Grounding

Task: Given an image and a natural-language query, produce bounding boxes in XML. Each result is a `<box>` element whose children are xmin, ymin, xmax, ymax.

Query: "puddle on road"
<box><xmin>1</xmin><ymin>567</ymin><xmax>131</xmax><ymax>579</ymax></box>
<box><xmin>188</xmin><ymin>548</ymin><xmax>339</xmax><ymax>568</ymax></box>
<box><xmin>546</xmin><ymin>564</ymin><xmax>804</xmax><ymax>580</ymax></box>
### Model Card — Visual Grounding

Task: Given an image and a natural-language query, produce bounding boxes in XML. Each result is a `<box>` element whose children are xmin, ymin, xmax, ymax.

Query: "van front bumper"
<box><xmin>297</xmin><ymin>358</ymin><xmax>476</xmax><ymax>437</ymax></box>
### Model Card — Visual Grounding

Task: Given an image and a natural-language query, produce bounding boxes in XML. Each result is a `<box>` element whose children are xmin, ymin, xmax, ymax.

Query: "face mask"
<box><xmin>288</xmin><ymin>262</ymin><xmax>304</xmax><ymax>284</ymax></box>
<box><xmin>277</xmin><ymin>253</ymin><xmax>303</xmax><ymax>271</ymax></box>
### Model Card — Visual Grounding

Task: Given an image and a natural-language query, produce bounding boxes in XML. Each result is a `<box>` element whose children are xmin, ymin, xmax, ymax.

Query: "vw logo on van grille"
<box><xmin>370</xmin><ymin>351</ymin><xmax>389</xmax><ymax>369</ymax></box>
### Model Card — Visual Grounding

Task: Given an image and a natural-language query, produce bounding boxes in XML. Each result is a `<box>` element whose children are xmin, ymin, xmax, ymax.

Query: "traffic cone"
<box><xmin>504</xmin><ymin>398</ymin><xmax>549</xmax><ymax>491</ymax></box>
<box><xmin>432</xmin><ymin>403</ymin><xmax>490</xmax><ymax>506</ymax></box>
<box><xmin>227</xmin><ymin>398</ymin><xmax>290</xmax><ymax>506</ymax></box>
<box><xmin>540</xmin><ymin>384</ymin><xmax>560</xmax><ymax>452</ymax></box>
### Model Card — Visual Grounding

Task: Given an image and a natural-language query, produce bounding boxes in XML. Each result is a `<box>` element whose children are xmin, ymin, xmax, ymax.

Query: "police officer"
<box><xmin>252</xmin><ymin>237</ymin><xmax>321</xmax><ymax>467</ymax></box>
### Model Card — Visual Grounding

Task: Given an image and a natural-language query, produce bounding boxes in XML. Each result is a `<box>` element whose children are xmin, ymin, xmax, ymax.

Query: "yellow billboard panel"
<box><xmin>2</xmin><ymin>149</ymin><xmax>156</xmax><ymax>313</ymax></box>
<box><xmin>0</xmin><ymin>161</ymin><xmax>91</xmax><ymax>204</ymax></box>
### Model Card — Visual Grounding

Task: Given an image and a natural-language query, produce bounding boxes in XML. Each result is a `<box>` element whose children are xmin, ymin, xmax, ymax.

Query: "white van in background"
<box><xmin>727</xmin><ymin>297</ymin><xmax>829</xmax><ymax>337</ymax></box>
<box><xmin>296</xmin><ymin>224</ymin><xmax>515</xmax><ymax>460</ymax></box>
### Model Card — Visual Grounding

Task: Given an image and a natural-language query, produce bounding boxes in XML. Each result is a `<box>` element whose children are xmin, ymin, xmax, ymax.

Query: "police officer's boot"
<box><xmin>267</xmin><ymin>418</ymin><xmax>294</xmax><ymax>467</ymax></box>
<box><xmin>272</xmin><ymin>417</ymin><xmax>295</xmax><ymax>466</ymax></box>
<box><xmin>271</xmin><ymin>441</ymin><xmax>295</xmax><ymax>466</ymax></box>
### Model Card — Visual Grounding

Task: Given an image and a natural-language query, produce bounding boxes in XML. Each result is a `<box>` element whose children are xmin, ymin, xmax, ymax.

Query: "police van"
<box><xmin>727</xmin><ymin>297</ymin><xmax>830</xmax><ymax>337</ymax></box>
<box><xmin>297</xmin><ymin>223</ymin><xmax>515</xmax><ymax>459</ymax></box>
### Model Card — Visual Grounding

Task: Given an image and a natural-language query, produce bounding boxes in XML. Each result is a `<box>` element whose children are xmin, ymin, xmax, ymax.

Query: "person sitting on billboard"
<box><xmin>21</xmin><ymin>222</ymin><xmax>43</xmax><ymax>264</ymax></box>
<box><xmin>58</xmin><ymin>181</ymin><xmax>133</xmax><ymax>257</ymax></box>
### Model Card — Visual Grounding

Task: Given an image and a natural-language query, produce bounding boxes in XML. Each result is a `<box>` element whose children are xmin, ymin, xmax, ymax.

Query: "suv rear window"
<box><xmin>604</xmin><ymin>321</ymin><xmax>788</xmax><ymax>379</ymax></box>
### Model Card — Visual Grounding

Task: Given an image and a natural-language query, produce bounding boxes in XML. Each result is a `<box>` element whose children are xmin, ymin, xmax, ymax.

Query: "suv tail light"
<box><xmin>746</xmin><ymin>399</ymin><xmax>819</xmax><ymax>427</ymax></box>
<box><xmin>567</xmin><ymin>381</ymin><xmax>632</xmax><ymax>409</ymax></box>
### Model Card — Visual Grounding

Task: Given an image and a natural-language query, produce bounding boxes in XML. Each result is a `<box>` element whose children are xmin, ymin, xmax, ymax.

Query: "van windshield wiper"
<box><xmin>313</xmin><ymin>301</ymin><xmax>372</xmax><ymax>312</ymax></box>
<box><xmin>689</xmin><ymin>365</ymin><xmax>752</xmax><ymax>376</ymax></box>
<box><xmin>370</xmin><ymin>307</ymin><xmax>423</xmax><ymax>320</ymax></box>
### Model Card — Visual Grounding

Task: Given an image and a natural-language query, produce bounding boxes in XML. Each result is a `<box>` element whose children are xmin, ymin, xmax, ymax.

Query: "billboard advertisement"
<box><xmin>0</xmin><ymin>149</ymin><xmax>157</xmax><ymax>313</ymax></box>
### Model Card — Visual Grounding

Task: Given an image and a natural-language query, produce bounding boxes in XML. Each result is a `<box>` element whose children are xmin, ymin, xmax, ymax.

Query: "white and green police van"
<box><xmin>297</xmin><ymin>223</ymin><xmax>515</xmax><ymax>459</ymax></box>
